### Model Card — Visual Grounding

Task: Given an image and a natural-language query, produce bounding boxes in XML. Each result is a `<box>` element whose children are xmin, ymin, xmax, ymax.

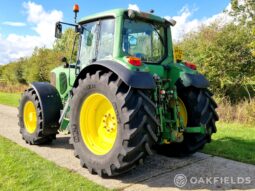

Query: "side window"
<box><xmin>80</xmin><ymin>21</ymin><xmax>98</xmax><ymax>66</ymax></box>
<box><xmin>97</xmin><ymin>19</ymin><xmax>115</xmax><ymax>60</ymax></box>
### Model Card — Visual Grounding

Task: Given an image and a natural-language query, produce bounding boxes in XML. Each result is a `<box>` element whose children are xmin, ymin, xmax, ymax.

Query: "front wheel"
<box><xmin>70</xmin><ymin>70</ymin><xmax>158</xmax><ymax>176</ymax></box>
<box><xmin>157</xmin><ymin>85</ymin><xmax>219</xmax><ymax>156</ymax></box>
<box><xmin>18</xmin><ymin>88</ymin><xmax>56</xmax><ymax>144</ymax></box>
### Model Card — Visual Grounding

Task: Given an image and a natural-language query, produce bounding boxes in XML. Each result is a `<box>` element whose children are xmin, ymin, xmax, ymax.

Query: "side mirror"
<box><xmin>55</xmin><ymin>22</ymin><xmax>62</xmax><ymax>38</ymax></box>
<box><xmin>75</xmin><ymin>25</ymin><xmax>83</xmax><ymax>33</ymax></box>
<box><xmin>75</xmin><ymin>25</ymin><xmax>79</xmax><ymax>33</ymax></box>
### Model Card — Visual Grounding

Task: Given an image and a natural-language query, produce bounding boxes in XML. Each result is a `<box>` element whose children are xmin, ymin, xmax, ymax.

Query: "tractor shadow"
<box><xmin>39</xmin><ymin>135</ymin><xmax>73</xmax><ymax>150</ymax></box>
<box><xmin>37</xmin><ymin>133</ymin><xmax>255</xmax><ymax>190</ymax></box>
<box><xmin>112</xmin><ymin>138</ymin><xmax>255</xmax><ymax>190</ymax></box>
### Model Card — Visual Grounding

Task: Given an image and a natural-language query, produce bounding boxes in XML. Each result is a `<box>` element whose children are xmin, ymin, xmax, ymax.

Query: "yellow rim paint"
<box><xmin>79</xmin><ymin>93</ymin><xmax>118</xmax><ymax>155</ymax></box>
<box><xmin>178</xmin><ymin>98</ymin><xmax>188</xmax><ymax>127</ymax></box>
<box><xmin>23</xmin><ymin>101</ymin><xmax>37</xmax><ymax>134</ymax></box>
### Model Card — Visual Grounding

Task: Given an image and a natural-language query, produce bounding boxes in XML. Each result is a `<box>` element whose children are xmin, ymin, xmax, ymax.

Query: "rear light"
<box><xmin>160</xmin><ymin>90</ymin><xmax>166</xmax><ymax>95</ymax></box>
<box><xmin>184</xmin><ymin>61</ymin><xmax>197</xmax><ymax>70</ymax></box>
<box><xmin>126</xmin><ymin>56</ymin><xmax>142</xmax><ymax>66</ymax></box>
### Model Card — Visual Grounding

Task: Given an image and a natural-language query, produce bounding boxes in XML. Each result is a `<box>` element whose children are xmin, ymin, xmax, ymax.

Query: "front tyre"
<box><xmin>70</xmin><ymin>70</ymin><xmax>158</xmax><ymax>176</ymax></box>
<box><xmin>18</xmin><ymin>88</ymin><xmax>56</xmax><ymax>144</ymax></box>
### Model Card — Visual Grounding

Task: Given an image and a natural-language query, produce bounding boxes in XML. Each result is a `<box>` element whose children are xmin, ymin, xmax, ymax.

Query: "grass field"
<box><xmin>0</xmin><ymin>136</ymin><xmax>109</xmax><ymax>191</ymax></box>
<box><xmin>202</xmin><ymin>122</ymin><xmax>255</xmax><ymax>165</ymax></box>
<box><xmin>0</xmin><ymin>92</ymin><xmax>20</xmax><ymax>107</ymax></box>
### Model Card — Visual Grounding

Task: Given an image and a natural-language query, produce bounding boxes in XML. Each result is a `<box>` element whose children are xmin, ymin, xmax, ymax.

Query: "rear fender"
<box><xmin>73</xmin><ymin>61</ymin><xmax>156</xmax><ymax>89</ymax></box>
<box><xmin>179</xmin><ymin>73</ymin><xmax>209</xmax><ymax>89</ymax></box>
<box><xmin>30</xmin><ymin>82</ymin><xmax>63</xmax><ymax>134</ymax></box>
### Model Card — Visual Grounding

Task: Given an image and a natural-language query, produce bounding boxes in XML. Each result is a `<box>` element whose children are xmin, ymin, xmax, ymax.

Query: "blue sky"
<box><xmin>0</xmin><ymin>0</ymin><xmax>231</xmax><ymax>64</ymax></box>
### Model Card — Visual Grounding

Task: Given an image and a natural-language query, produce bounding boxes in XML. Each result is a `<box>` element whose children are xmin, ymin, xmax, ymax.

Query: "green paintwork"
<box><xmin>60</xmin><ymin>118</ymin><xmax>70</xmax><ymax>132</ymax></box>
<box><xmin>50</xmin><ymin>8</ymin><xmax>206</xmax><ymax>144</ymax></box>
<box><xmin>184</xmin><ymin>126</ymin><xmax>207</xmax><ymax>134</ymax></box>
<box><xmin>51</xmin><ymin>65</ymin><xmax>76</xmax><ymax>100</ymax></box>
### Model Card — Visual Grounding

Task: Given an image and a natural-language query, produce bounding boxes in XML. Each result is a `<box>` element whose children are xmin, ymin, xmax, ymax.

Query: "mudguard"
<box><xmin>180</xmin><ymin>73</ymin><xmax>209</xmax><ymax>89</ymax></box>
<box><xmin>30</xmin><ymin>82</ymin><xmax>63</xmax><ymax>134</ymax></box>
<box><xmin>73</xmin><ymin>60</ymin><xmax>156</xmax><ymax>89</ymax></box>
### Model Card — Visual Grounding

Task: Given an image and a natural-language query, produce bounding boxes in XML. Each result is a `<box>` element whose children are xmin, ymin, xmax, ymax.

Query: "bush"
<box><xmin>178</xmin><ymin>23</ymin><xmax>255</xmax><ymax>101</ymax></box>
<box><xmin>217</xmin><ymin>97</ymin><xmax>255</xmax><ymax>124</ymax></box>
<box><xmin>0</xmin><ymin>82</ymin><xmax>28</xmax><ymax>93</ymax></box>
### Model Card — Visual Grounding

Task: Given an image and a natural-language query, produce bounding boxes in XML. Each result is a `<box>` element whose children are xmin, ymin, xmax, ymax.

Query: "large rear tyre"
<box><xmin>70</xmin><ymin>70</ymin><xmax>158</xmax><ymax>176</ymax></box>
<box><xmin>18</xmin><ymin>88</ymin><xmax>56</xmax><ymax>144</ymax></box>
<box><xmin>157</xmin><ymin>85</ymin><xmax>219</xmax><ymax>156</ymax></box>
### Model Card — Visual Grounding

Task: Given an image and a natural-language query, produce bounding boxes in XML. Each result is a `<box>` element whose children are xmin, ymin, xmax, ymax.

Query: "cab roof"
<box><xmin>78</xmin><ymin>8</ymin><xmax>166</xmax><ymax>24</ymax></box>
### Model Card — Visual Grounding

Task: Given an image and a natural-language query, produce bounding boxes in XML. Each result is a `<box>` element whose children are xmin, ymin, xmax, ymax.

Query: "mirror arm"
<box><xmin>57</xmin><ymin>21</ymin><xmax>78</xmax><ymax>27</ymax></box>
<box><xmin>56</xmin><ymin>21</ymin><xmax>89</xmax><ymax>34</ymax></box>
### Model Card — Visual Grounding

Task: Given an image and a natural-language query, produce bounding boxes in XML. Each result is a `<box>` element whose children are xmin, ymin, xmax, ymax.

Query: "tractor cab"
<box><xmin>53</xmin><ymin>8</ymin><xmax>179</xmax><ymax>99</ymax></box>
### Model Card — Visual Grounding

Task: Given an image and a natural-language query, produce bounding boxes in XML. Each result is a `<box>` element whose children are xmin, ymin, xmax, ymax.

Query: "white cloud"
<box><xmin>23</xmin><ymin>1</ymin><xmax>63</xmax><ymax>47</ymax></box>
<box><xmin>2</xmin><ymin>22</ymin><xmax>26</xmax><ymax>27</ymax></box>
<box><xmin>23</xmin><ymin>1</ymin><xmax>63</xmax><ymax>43</ymax></box>
<box><xmin>128</xmin><ymin>4</ymin><xmax>140</xmax><ymax>12</ymax></box>
<box><xmin>0</xmin><ymin>1</ymin><xmax>63</xmax><ymax>65</ymax></box>
<box><xmin>168</xmin><ymin>4</ymin><xmax>233</xmax><ymax>42</ymax></box>
<box><xmin>126</xmin><ymin>3</ymin><xmax>233</xmax><ymax>42</ymax></box>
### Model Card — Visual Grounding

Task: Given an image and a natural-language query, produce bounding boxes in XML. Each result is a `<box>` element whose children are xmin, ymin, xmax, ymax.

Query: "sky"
<box><xmin>0</xmin><ymin>0</ymin><xmax>232</xmax><ymax>65</ymax></box>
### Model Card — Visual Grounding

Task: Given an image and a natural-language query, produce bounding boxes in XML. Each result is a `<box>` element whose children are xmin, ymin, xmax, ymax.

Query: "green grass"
<box><xmin>203</xmin><ymin>122</ymin><xmax>255</xmax><ymax>165</ymax></box>
<box><xmin>0</xmin><ymin>92</ymin><xmax>20</xmax><ymax>107</ymax></box>
<box><xmin>0</xmin><ymin>136</ymin><xmax>109</xmax><ymax>191</ymax></box>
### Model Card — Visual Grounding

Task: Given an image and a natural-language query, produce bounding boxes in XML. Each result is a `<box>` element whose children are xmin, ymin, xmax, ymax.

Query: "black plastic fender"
<box><xmin>30</xmin><ymin>82</ymin><xmax>63</xmax><ymax>135</ymax></box>
<box><xmin>180</xmin><ymin>73</ymin><xmax>209</xmax><ymax>89</ymax></box>
<box><xmin>73</xmin><ymin>61</ymin><xmax>156</xmax><ymax>89</ymax></box>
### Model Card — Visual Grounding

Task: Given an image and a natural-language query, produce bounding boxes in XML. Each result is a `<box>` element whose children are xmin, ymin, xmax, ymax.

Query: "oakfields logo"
<box><xmin>174</xmin><ymin>174</ymin><xmax>252</xmax><ymax>187</ymax></box>
<box><xmin>174</xmin><ymin>174</ymin><xmax>187</xmax><ymax>188</ymax></box>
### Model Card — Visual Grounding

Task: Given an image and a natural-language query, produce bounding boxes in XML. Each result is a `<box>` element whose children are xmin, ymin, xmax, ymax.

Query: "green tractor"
<box><xmin>18</xmin><ymin>5</ymin><xmax>218</xmax><ymax>176</ymax></box>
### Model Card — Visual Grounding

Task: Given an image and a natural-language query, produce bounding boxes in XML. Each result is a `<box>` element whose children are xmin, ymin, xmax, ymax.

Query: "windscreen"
<box><xmin>122</xmin><ymin>19</ymin><xmax>166</xmax><ymax>63</ymax></box>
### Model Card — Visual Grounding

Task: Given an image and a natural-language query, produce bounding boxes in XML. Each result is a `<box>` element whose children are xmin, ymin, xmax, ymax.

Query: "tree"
<box><xmin>229</xmin><ymin>0</ymin><xmax>255</xmax><ymax>57</ymax></box>
<box><xmin>229</xmin><ymin>0</ymin><xmax>255</xmax><ymax>27</ymax></box>
<box><xmin>178</xmin><ymin>22</ymin><xmax>255</xmax><ymax>101</ymax></box>
<box><xmin>53</xmin><ymin>28</ymin><xmax>78</xmax><ymax>63</ymax></box>
<box><xmin>0</xmin><ymin>27</ymin><xmax>77</xmax><ymax>85</ymax></box>
<box><xmin>0</xmin><ymin>66</ymin><xmax>3</xmax><ymax>79</ymax></box>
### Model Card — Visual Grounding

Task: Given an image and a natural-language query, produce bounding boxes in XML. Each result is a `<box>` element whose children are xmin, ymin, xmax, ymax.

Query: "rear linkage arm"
<box><xmin>153</xmin><ymin>75</ymin><xmax>206</xmax><ymax>144</ymax></box>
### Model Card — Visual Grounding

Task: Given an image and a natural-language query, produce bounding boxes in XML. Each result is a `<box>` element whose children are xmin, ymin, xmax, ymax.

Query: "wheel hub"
<box><xmin>79</xmin><ymin>93</ymin><xmax>118</xmax><ymax>155</ymax></box>
<box><xmin>23</xmin><ymin>101</ymin><xmax>37</xmax><ymax>134</ymax></box>
<box><xmin>103</xmin><ymin>113</ymin><xmax>116</xmax><ymax>133</ymax></box>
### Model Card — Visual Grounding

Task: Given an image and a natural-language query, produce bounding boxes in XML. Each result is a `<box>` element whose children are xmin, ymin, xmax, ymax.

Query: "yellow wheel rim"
<box><xmin>23</xmin><ymin>101</ymin><xmax>37</xmax><ymax>134</ymax></box>
<box><xmin>178</xmin><ymin>98</ymin><xmax>188</xmax><ymax>127</ymax></box>
<box><xmin>79</xmin><ymin>93</ymin><xmax>118</xmax><ymax>155</ymax></box>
